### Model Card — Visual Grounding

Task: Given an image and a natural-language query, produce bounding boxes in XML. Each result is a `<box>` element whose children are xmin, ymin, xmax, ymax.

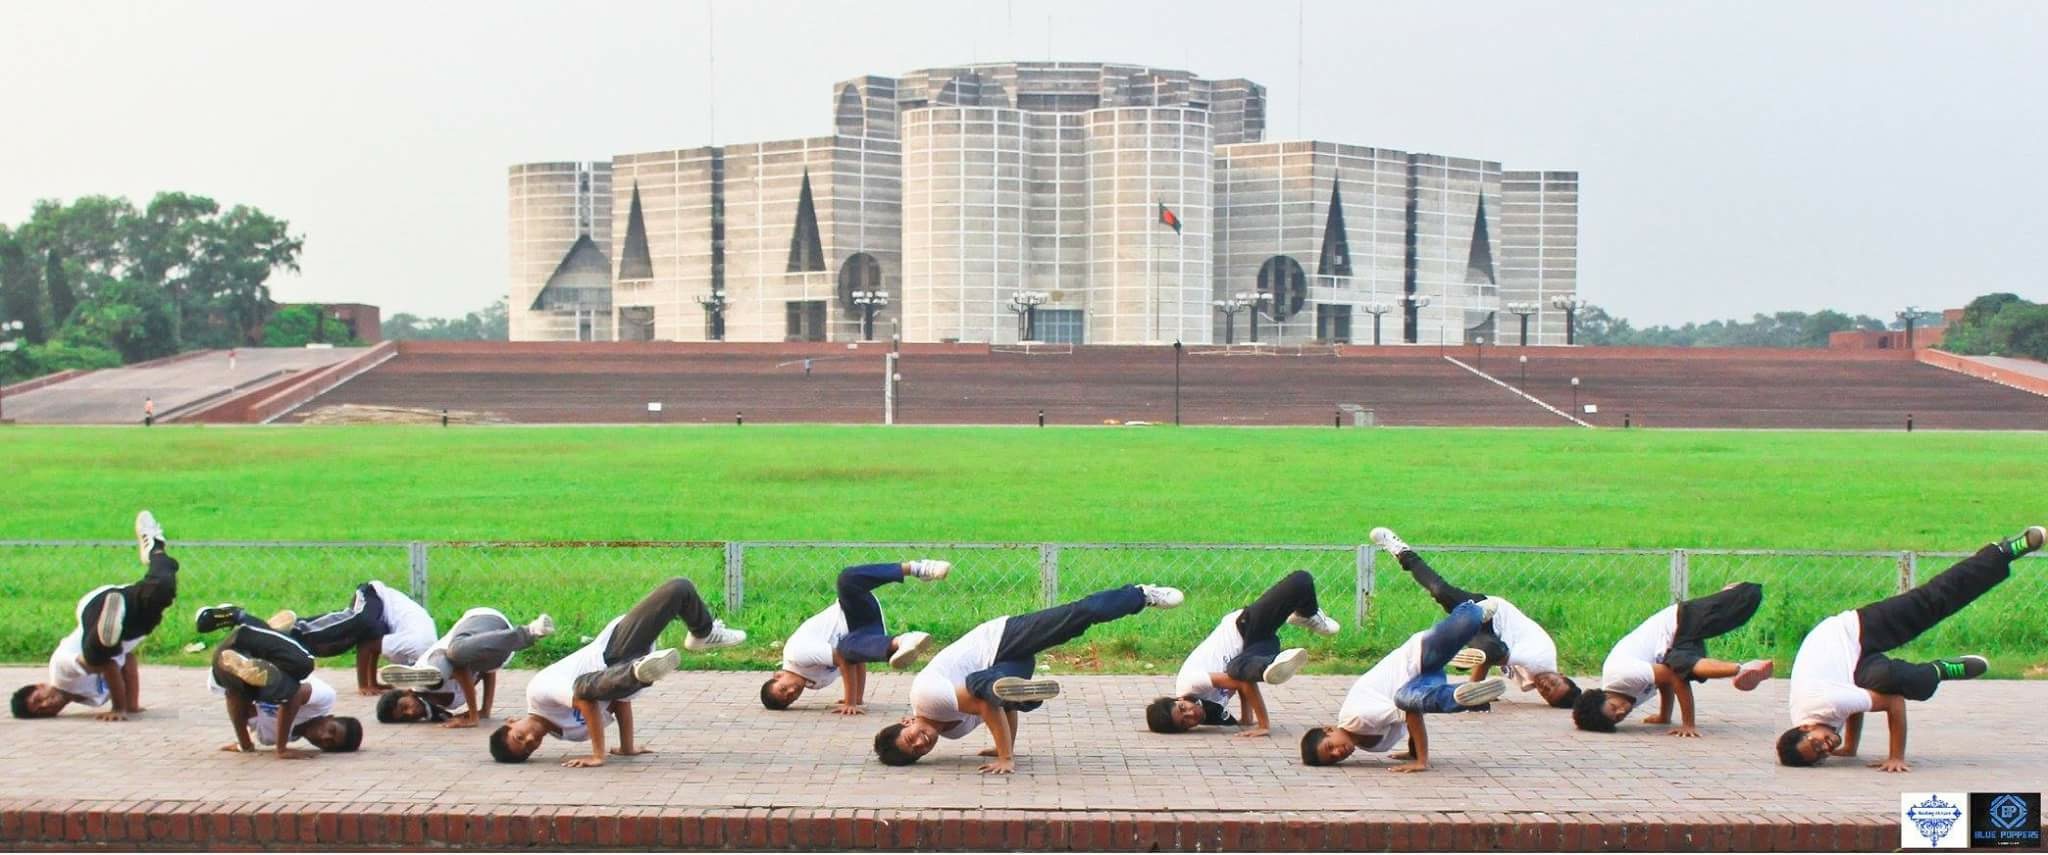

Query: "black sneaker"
<box><xmin>1936</xmin><ymin>655</ymin><xmax>1989</xmax><ymax>681</ymax></box>
<box><xmin>195</xmin><ymin>604</ymin><xmax>246</xmax><ymax>634</ymax></box>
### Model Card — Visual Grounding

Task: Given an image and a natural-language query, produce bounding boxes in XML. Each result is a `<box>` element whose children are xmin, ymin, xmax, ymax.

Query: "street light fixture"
<box><xmin>1571</xmin><ymin>376</ymin><xmax>1581</xmax><ymax>414</ymax></box>
<box><xmin>1234</xmin><ymin>291</ymin><xmax>1273</xmax><ymax>343</ymax></box>
<box><xmin>1360</xmin><ymin>301</ymin><xmax>1393</xmax><ymax>346</ymax></box>
<box><xmin>1518</xmin><ymin>354</ymin><xmax>1528</xmax><ymax>388</ymax></box>
<box><xmin>1008</xmin><ymin>290</ymin><xmax>1049</xmax><ymax>342</ymax></box>
<box><xmin>1172</xmin><ymin>340</ymin><xmax>1183</xmax><ymax>426</ymax></box>
<box><xmin>0</xmin><ymin>319</ymin><xmax>24</xmax><ymax>422</ymax></box>
<box><xmin>1475</xmin><ymin>336</ymin><xmax>1486</xmax><ymax>372</ymax></box>
<box><xmin>1549</xmin><ymin>296</ymin><xmax>1587</xmax><ymax>346</ymax></box>
<box><xmin>1402</xmin><ymin>294</ymin><xmax>1432</xmax><ymax>345</ymax></box>
<box><xmin>1213</xmin><ymin>295</ymin><xmax>1251</xmax><ymax>345</ymax></box>
<box><xmin>852</xmin><ymin>289</ymin><xmax>890</xmax><ymax>341</ymax></box>
<box><xmin>1896</xmin><ymin>306</ymin><xmax>1933</xmax><ymax>350</ymax></box>
<box><xmin>1504</xmin><ymin>300</ymin><xmax>1541</xmax><ymax>346</ymax></box>
<box><xmin>695</xmin><ymin>293</ymin><xmax>728</xmax><ymax>341</ymax></box>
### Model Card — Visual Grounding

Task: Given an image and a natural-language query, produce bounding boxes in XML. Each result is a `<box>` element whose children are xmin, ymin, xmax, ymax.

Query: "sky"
<box><xmin>0</xmin><ymin>1</ymin><xmax>2042</xmax><ymax>326</ymax></box>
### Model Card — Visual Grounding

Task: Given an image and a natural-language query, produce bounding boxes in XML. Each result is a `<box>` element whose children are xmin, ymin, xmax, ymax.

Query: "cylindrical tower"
<box><xmin>899</xmin><ymin>107</ymin><xmax>1030</xmax><ymax>343</ymax></box>
<box><xmin>1084</xmin><ymin>107</ymin><xmax>1213</xmax><ymax>345</ymax></box>
<box><xmin>507</xmin><ymin>161</ymin><xmax>612</xmax><ymax>341</ymax></box>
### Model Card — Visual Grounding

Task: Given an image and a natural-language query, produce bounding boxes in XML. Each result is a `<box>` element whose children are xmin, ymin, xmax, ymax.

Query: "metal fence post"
<box><xmin>408</xmin><ymin>542</ymin><xmax>429</xmax><ymax>607</ymax></box>
<box><xmin>1668</xmin><ymin>549</ymin><xmax>1689</xmax><ymax>603</ymax></box>
<box><xmin>1899</xmin><ymin>551</ymin><xmax>1916</xmax><ymax>594</ymax></box>
<box><xmin>1038</xmin><ymin>544</ymin><xmax>1060</xmax><ymax>607</ymax></box>
<box><xmin>724</xmin><ymin>542</ymin><xmax>744</xmax><ymax>613</ymax></box>
<box><xmin>1356</xmin><ymin>545</ymin><xmax>1376</xmax><ymax>624</ymax></box>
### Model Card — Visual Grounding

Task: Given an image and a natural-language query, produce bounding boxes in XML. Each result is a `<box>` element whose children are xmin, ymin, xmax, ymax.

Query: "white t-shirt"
<box><xmin>780</xmin><ymin>603</ymin><xmax>857</xmax><ymax>690</ymax></box>
<box><xmin>1489</xmin><ymin>598</ymin><xmax>1561</xmax><ymax>691</ymax></box>
<box><xmin>368</xmin><ymin>580</ymin><xmax>437</xmax><ymax>667</ymax></box>
<box><xmin>909</xmin><ymin>616</ymin><xmax>1008</xmax><ymax>740</ymax></box>
<box><xmin>1600</xmin><ymin>604</ymin><xmax>1679</xmax><ymax>705</ymax></box>
<box><xmin>46</xmin><ymin>586</ymin><xmax>138</xmax><ymax>708</ymax></box>
<box><xmin>524</xmin><ymin>616</ymin><xmax>627</xmax><ymax>742</ymax></box>
<box><xmin>1175</xmin><ymin>610</ymin><xmax>1246</xmax><ymax>706</ymax></box>
<box><xmin>206</xmin><ymin>674</ymin><xmax>338</xmax><ymax>746</ymax></box>
<box><xmin>1336</xmin><ymin>629</ymin><xmax>1424</xmax><ymax>753</ymax></box>
<box><xmin>1788</xmin><ymin>610</ymin><xmax>1876</xmax><ymax>730</ymax></box>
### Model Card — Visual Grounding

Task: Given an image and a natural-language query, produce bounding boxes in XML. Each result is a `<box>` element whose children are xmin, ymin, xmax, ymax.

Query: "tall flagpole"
<box><xmin>1149</xmin><ymin>203</ymin><xmax>1158</xmax><ymax>343</ymax></box>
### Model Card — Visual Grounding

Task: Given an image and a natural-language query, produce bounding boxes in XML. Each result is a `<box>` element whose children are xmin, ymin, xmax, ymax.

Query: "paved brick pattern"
<box><xmin>1</xmin><ymin>666</ymin><xmax>2039</xmax><ymax>849</ymax></box>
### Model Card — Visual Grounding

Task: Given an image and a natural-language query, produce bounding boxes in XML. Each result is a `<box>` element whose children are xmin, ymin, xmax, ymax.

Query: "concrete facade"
<box><xmin>510</xmin><ymin>62</ymin><xmax>1577</xmax><ymax>345</ymax></box>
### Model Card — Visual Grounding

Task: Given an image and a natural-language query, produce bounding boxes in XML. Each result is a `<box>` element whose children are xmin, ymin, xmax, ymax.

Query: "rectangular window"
<box><xmin>1035</xmin><ymin>309</ymin><xmax>1085</xmax><ymax>344</ymax></box>
<box><xmin>1316</xmin><ymin>304</ymin><xmax>1353</xmax><ymax>344</ymax></box>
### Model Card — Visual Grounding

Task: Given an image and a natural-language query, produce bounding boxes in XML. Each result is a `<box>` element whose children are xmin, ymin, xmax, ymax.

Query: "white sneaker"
<box><xmin>683</xmin><ymin>620</ymin><xmax>746</xmax><ymax>651</ymax></box>
<box><xmin>889</xmin><ymin>631</ymin><xmax>933</xmax><ymax>669</ymax></box>
<box><xmin>1448</xmin><ymin>647</ymin><xmax>1488</xmax><ymax>671</ymax></box>
<box><xmin>1369</xmin><ymin>527</ymin><xmax>1410</xmax><ymax>557</ymax></box>
<box><xmin>378</xmin><ymin>663</ymin><xmax>444</xmax><ymax>689</ymax></box>
<box><xmin>990</xmin><ymin>677</ymin><xmax>1061</xmax><ymax>703</ymax></box>
<box><xmin>631</xmin><ymin>648</ymin><xmax>682</xmax><ymax>684</ymax></box>
<box><xmin>1262</xmin><ymin>648</ymin><xmax>1309</xmax><ymax>685</ymax></box>
<box><xmin>1137</xmin><ymin>585</ymin><xmax>1184</xmax><ymax>609</ymax></box>
<box><xmin>1452</xmin><ymin>677</ymin><xmax>1507</xmax><ymax>708</ymax></box>
<box><xmin>135</xmin><ymin>510</ymin><xmax>163</xmax><ymax>564</ymax></box>
<box><xmin>907</xmin><ymin>559</ymin><xmax>951</xmax><ymax>581</ymax></box>
<box><xmin>94</xmin><ymin>595</ymin><xmax>127</xmax><ymax>648</ymax></box>
<box><xmin>525</xmin><ymin>614</ymin><xmax>555</xmax><ymax>639</ymax></box>
<box><xmin>216</xmin><ymin>649</ymin><xmax>273</xmax><ymax>688</ymax></box>
<box><xmin>1287</xmin><ymin>610</ymin><xmax>1341</xmax><ymax>636</ymax></box>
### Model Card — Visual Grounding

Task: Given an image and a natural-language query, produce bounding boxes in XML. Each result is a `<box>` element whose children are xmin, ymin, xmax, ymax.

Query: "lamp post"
<box><xmin>1505</xmin><ymin>300</ymin><xmax>1540</xmax><ymax>346</ymax></box>
<box><xmin>1236</xmin><ymin>291</ymin><xmax>1272</xmax><ymax>343</ymax></box>
<box><xmin>1550</xmin><ymin>296</ymin><xmax>1587</xmax><ymax>346</ymax></box>
<box><xmin>1008</xmin><ymin>290</ymin><xmax>1049</xmax><ymax>342</ymax></box>
<box><xmin>852</xmin><ymin>289</ymin><xmax>889</xmax><ymax>341</ymax></box>
<box><xmin>1518</xmin><ymin>354</ymin><xmax>1528</xmax><ymax>388</ymax></box>
<box><xmin>1361</xmin><ymin>301</ymin><xmax>1392</xmax><ymax>346</ymax></box>
<box><xmin>1173</xmin><ymin>340</ymin><xmax>1183</xmax><ymax>426</ymax></box>
<box><xmin>0</xmin><ymin>320</ymin><xmax>24</xmax><ymax>422</ymax></box>
<box><xmin>695</xmin><ymin>293</ymin><xmax>727</xmax><ymax>341</ymax></box>
<box><xmin>1475</xmin><ymin>336</ymin><xmax>1486</xmax><ymax>372</ymax></box>
<box><xmin>1213</xmin><ymin>295</ymin><xmax>1250</xmax><ymax>345</ymax></box>
<box><xmin>1402</xmin><ymin>294</ymin><xmax>1432</xmax><ymax>345</ymax></box>
<box><xmin>1571</xmin><ymin>376</ymin><xmax>1580</xmax><ymax>414</ymax></box>
<box><xmin>1896</xmin><ymin>306</ymin><xmax>1932</xmax><ymax>350</ymax></box>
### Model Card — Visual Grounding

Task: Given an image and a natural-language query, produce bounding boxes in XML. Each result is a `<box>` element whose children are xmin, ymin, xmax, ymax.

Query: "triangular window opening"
<box><xmin>787</xmin><ymin>171</ymin><xmax>827</xmax><ymax>273</ymax></box>
<box><xmin>1318</xmin><ymin>179</ymin><xmax>1352</xmax><ymax>278</ymax></box>
<box><xmin>618</xmin><ymin>183</ymin><xmax>654</xmax><ymax>280</ymax></box>
<box><xmin>1464</xmin><ymin>197</ymin><xmax>1496</xmax><ymax>286</ymax></box>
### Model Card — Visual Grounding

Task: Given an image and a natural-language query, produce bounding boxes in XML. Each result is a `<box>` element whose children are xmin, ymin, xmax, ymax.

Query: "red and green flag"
<box><xmin>1158</xmin><ymin>203</ymin><xmax>1181</xmax><ymax>234</ymax></box>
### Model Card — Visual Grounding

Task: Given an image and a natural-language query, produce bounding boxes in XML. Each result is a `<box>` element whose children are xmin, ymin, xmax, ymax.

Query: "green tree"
<box><xmin>0</xmin><ymin>236</ymin><xmax>47</xmax><ymax>344</ymax></box>
<box><xmin>44</xmin><ymin>249</ymin><xmax>77</xmax><ymax>327</ymax></box>
<box><xmin>66</xmin><ymin>276</ymin><xmax>178</xmax><ymax>362</ymax></box>
<box><xmin>261</xmin><ymin>305</ymin><xmax>357</xmax><ymax>347</ymax></box>
<box><xmin>381</xmin><ymin>299</ymin><xmax>509</xmax><ymax>341</ymax></box>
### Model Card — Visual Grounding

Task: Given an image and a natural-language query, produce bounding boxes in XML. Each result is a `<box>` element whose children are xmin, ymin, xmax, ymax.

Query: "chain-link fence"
<box><xmin>2</xmin><ymin>540</ymin><xmax>2039</xmax><ymax>675</ymax></box>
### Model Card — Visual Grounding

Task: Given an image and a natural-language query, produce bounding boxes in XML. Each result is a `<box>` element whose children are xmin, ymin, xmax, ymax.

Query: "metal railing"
<box><xmin>2</xmin><ymin>540</ymin><xmax>2035</xmax><ymax>673</ymax></box>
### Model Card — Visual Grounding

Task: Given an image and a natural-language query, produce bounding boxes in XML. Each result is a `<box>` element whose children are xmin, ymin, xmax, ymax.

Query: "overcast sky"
<box><xmin>1</xmin><ymin>1</ymin><xmax>2041</xmax><ymax>325</ymax></box>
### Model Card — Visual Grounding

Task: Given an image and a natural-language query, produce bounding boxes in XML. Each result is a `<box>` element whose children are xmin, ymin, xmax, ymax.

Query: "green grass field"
<box><xmin>2</xmin><ymin>425</ymin><xmax>2043</xmax><ymax>677</ymax></box>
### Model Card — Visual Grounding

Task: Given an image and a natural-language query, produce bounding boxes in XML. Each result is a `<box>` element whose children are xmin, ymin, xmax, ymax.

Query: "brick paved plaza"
<box><xmin>2</xmin><ymin>665</ymin><xmax>2042</xmax><ymax>850</ymax></box>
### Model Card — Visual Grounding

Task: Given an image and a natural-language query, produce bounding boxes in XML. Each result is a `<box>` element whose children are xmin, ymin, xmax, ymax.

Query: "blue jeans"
<box><xmin>964</xmin><ymin>586</ymin><xmax>1147</xmax><ymax>708</ymax></box>
<box><xmin>832</xmin><ymin>563</ymin><xmax>904</xmax><ymax>664</ymax></box>
<box><xmin>1393</xmin><ymin>600</ymin><xmax>1488</xmax><ymax>714</ymax></box>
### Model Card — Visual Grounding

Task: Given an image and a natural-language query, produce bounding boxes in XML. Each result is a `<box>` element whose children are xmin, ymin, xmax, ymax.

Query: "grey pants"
<box><xmin>572</xmin><ymin>578</ymin><xmax>716</xmax><ymax>702</ymax></box>
<box><xmin>429</xmin><ymin>611</ymin><xmax>536</xmax><ymax>679</ymax></box>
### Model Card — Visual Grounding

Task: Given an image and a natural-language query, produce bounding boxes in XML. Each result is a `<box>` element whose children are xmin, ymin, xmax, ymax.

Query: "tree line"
<box><xmin>0</xmin><ymin>194</ymin><xmax>311</xmax><ymax>383</ymax></box>
<box><xmin>1571</xmin><ymin>305</ymin><xmax>1894</xmax><ymax>348</ymax></box>
<box><xmin>1935</xmin><ymin>293</ymin><xmax>2048</xmax><ymax>361</ymax></box>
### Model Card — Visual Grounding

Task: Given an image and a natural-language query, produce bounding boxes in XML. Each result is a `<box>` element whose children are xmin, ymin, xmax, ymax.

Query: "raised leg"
<box><xmin>1856</xmin><ymin>544</ymin><xmax>2011</xmax><ymax>656</ymax></box>
<box><xmin>834</xmin><ymin>563</ymin><xmax>903</xmax><ymax>664</ymax></box>
<box><xmin>601</xmin><ymin>578</ymin><xmax>717</xmax><ymax>666</ymax></box>
<box><xmin>1235</xmin><ymin>570</ymin><xmax>1320</xmax><ymax>645</ymax></box>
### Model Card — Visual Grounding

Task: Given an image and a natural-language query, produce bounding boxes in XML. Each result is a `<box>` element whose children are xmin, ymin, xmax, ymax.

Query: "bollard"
<box><xmin>1038</xmin><ymin>409</ymin><xmax>1045</xmax><ymax>427</ymax></box>
<box><xmin>736</xmin><ymin>411</ymin><xmax>744</xmax><ymax>426</ymax></box>
<box><xmin>1907</xmin><ymin>413</ymin><xmax>1914</xmax><ymax>432</ymax></box>
<box><xmin>1624</xmin><ymin>412</ymin><xmax>1632</xmax><ymax>429</ymax></box>
<box><xmin>1334</xmin><ymin>410</ymin><xmax>1341</xmax><ymax>429</ymax></box>
<box><xmin>441</xmin><ymin>409</ymin><xmax>448</xmax><ymax>428</ymax></box>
